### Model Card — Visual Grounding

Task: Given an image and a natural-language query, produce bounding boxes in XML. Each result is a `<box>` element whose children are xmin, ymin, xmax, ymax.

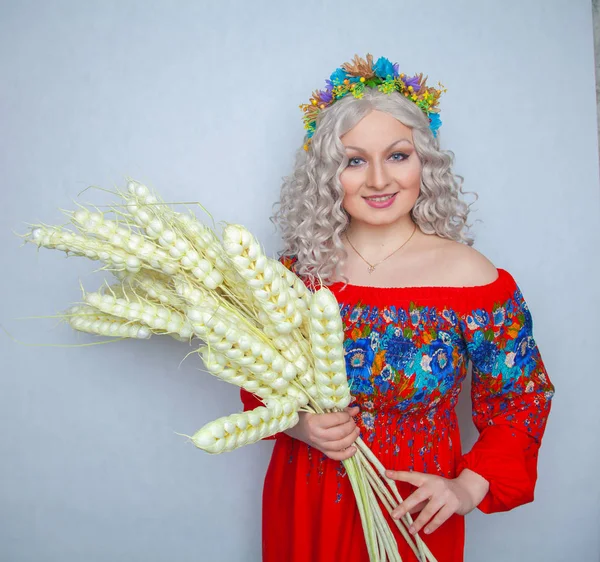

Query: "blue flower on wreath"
<box><xmin>428</xmin><ymin>112</ymin><xmax>442</xmax><ymax>137</ymax></box>
<box><xmin>373</xmin><ymin>56</ymin><xmax>399</xmax><ymax>80</ymax></box>
<box><xmin>330</xmin><ymin>67</ymin><xmax>360</xmax><ymax>86</ymax></box>
<box><xmin>468</xmin><ymin>331</ymin><xmax>499</xmax><ymax>373</ymax></box>
<box><xmin>345</xmin><ymin>338</ymin><xmax>375</xmax><ymax>395</ymax></box>
<box><xmin>329</xmin><ymin>67</ymin><xmax>348</xmax><ymax>86</ymax></box>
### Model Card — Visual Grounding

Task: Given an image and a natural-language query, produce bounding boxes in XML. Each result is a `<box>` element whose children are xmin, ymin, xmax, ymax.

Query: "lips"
<box><xmin>363</xmin><ymin>192</ymin><xmax>398</xmax><ymax>209</ymax></box>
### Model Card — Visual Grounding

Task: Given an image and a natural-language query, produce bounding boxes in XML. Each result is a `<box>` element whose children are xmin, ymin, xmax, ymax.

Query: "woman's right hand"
<box><xmin>284</xmin><ymin>406</ymin><xmax>361</xmax><ymax>461</ymax></box>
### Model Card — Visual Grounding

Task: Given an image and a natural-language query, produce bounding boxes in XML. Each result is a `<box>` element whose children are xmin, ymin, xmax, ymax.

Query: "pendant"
<box><xmin>367</xmin><ymin>265</ymin><xmax>376</xmax><ymax>274</ymax></box>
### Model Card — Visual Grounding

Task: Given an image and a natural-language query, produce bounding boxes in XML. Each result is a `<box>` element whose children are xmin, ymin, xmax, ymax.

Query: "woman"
<box><xmin>241</xmin><ymin>54</ymin><xmax>555</xmax><ymax>562</ymax></box>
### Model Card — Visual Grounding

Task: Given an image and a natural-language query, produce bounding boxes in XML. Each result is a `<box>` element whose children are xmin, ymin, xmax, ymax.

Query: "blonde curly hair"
<box><xmin>272</xmin><ymin>88</ymin><xmax>475</xmax><ymax>285</ymax></box>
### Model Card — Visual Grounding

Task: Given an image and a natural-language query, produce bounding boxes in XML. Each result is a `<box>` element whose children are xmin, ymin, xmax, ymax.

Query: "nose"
<box><xmin>366</xmin><ymin>159</ymin><xmax>391</xmax><ymax>191</ymax></box>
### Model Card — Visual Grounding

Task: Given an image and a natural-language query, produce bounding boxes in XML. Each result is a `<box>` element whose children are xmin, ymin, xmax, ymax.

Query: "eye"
<box><xmin>389</xmin><ymin>152</ymin><xmax>409</xmax><ymax>162</ymax></box>
<box><xmin>347</xmin><ymin>157</ymin><xmax>364</xmax><ymax>167</ymax></box>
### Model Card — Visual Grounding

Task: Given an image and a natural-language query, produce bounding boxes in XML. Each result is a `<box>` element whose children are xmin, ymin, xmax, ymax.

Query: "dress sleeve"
<box><xmin>238</xmin><ymin>253</ymin><xmax>300</xmax><ymax>441</ymax></box>
<box><xmin>457</xmin><ymin>270</ymin><xmax>555</xmax><ymax>513</ymax></box>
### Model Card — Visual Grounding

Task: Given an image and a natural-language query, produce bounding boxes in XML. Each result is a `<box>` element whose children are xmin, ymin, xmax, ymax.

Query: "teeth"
<box><xmin>367</xmin><ymin>194</ymin><xmax>394</xmax><ymax>202</ymax></box>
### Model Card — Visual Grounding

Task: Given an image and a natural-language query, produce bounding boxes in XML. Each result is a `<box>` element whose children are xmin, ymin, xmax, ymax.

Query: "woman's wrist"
<box><xmin>454</xmin><ymin>468</ymin><xmax>490</xmax><ymax>513</ymax></box>
<box><xmin>283</xmin><ymin>411</ymin><xmax>308</xmax><ymax>441</ymax></box>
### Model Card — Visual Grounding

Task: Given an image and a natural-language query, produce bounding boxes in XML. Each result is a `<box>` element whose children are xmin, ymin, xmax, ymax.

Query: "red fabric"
<box><xmin>456</xmin><ymin>426</ymin><xmax>538</xmax><ymax>513</ymax></box>
<box><xmin>241</xmin><ymin>256</ymin><xmax>554</xmax><ymax>561</ymax></box>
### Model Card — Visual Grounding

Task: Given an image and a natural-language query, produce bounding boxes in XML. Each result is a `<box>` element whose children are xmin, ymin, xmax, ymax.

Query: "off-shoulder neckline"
<box><xmin>325</xmin><ymin>268</ymin><xmax>513</xmax><ymax>302</ymax></box>
<box><xmin>327</xmin><ymin>268</ymin><xmax>504</xmax><ymax>291</ymax></box>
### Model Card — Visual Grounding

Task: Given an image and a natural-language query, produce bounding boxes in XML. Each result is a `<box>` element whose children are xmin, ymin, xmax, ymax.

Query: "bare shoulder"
<box><xmin>415</xmin><ymin>234</ymin><xmax>498</xmax><ymax>286</ymax></box>
<box><xmin>437</xmin><ymin>240</ymin><xmax>498</xmax><ymax>286</ymax></box>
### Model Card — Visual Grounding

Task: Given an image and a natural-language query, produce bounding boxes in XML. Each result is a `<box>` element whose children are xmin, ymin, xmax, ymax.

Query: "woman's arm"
<box><xmin>455</xmin><ymin>268</ymin><xmax>555</xmax><ymax>513</ymax></box>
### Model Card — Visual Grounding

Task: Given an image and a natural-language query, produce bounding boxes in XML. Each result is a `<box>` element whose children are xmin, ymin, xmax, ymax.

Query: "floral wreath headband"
<box><xmin>299</xmin><ymin>53</ymin><xmax>446</xmax><ymax>151</ymax></box>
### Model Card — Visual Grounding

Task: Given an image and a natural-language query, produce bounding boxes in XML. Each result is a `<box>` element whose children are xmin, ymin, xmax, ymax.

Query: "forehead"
<box><xmin>340</xmin><ymin>110</ymin><xmax>413</xmax><ymax>150</ymax></box>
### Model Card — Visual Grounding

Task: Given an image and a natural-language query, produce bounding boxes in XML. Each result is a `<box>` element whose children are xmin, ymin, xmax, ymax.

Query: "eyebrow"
<box><xmin>344</xmin><ymin>139</ymin><xmax>413</xmax><ymax>152</ymax></box>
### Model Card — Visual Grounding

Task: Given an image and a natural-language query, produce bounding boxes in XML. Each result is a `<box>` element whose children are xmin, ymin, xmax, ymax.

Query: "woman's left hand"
<box><xmin>385</xmin><ymin>468</ymin><xmax>490</xmax><ymax>536</ymax></box>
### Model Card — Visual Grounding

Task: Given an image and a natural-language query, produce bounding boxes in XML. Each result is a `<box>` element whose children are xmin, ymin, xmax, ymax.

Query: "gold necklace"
<box><xmin>345</xmin><ymin>224</ymin><xmax>417</xmax><ymax>274</ymax></box>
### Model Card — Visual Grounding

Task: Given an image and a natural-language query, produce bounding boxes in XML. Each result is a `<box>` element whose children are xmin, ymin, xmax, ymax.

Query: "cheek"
<box><xmin>339</xmin><ymin>170</ymin><xmax>359</xmax><ymax>195</ymax></box>
<box><xmin>409</xmin><ymin>158</ymin><xmax>423</xmax><ymax>185</ymax></box>
<box><xmin>405</xmin><ymin>158</ymin><xmax>422</xmax><ymax>189</ymax></box>
<box><xmin>340</xmin><ymin>189</ymin><xmax>362</xmax><ymax>217</ymax></box>
<box><xmin>341</xmin><ymin>191</ymin><xmax>356</xmax><ymax>215</ymax></box>
<box><xmin>339</xmin><ymin>172</ymin><xmax>362</xmax><ymax>210</ymax></box>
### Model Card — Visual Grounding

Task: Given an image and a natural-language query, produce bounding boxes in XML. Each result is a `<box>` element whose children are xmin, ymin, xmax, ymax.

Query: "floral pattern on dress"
<box><xmin>335</xmin><ymin>284</ymin><xmax>554</xmax><ymax>451</ymax></box>
<box><xmin>267</xmin><ymin>254</ymin><xmax>555</xmax><ymax>510</ymax></box>
<box><xmin>339</xmin><ymin>300</ymin><xmax>469</xmax><ymax>422</ymax></box>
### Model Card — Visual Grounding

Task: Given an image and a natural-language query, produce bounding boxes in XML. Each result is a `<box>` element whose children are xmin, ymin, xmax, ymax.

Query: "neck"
<box><xmin>344</xmin><ymin>215</ymin><xmax>417</xmax><ymax>253</ymax></box>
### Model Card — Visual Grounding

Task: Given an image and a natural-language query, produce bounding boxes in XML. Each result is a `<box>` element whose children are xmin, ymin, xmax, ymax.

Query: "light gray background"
<box><xmin>594</xmin><ymin>0</ymin><xmax>600</xmax><ymax>147</ymax></box>
<box><xmin>1</xmin><ymin>1</ymin><xmax>598</xmax><ymax>561</ymax></box>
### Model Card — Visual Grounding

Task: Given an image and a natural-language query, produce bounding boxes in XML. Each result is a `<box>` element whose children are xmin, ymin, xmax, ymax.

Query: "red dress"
<box><xmin>241</xmin><ymin>257</ymin><xmax>555</xmax><ymax>561</ymax></box>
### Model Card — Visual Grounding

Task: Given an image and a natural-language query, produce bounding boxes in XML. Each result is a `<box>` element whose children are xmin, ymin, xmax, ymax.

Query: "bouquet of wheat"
<box><xmin>21</xmin><ymin>180</ymin><xmax>437</xmax><ymax>562</ymax></box>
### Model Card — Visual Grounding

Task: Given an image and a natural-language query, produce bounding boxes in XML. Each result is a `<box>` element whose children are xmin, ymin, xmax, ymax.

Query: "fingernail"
<box><xmin>409</xmin><ymin>526</ymin><xmax>416</xmax><ymax>535</ymax></box>
<box><xmin>424</xmin><ymin>527</ymin><xmax>430</xmax><ymax>535</ymax></box>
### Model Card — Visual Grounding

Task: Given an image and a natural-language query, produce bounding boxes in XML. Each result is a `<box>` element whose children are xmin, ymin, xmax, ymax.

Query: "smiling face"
<box><xmin>339</xmin><ymin>110</ymin><xmax>422</xmax><ymax>227</ymax></box>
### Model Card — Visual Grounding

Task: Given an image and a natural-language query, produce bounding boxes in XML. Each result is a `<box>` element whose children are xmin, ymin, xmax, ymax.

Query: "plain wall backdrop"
<box><xmin>1</xmin><ymin>1</ymin><xmax>599</xmax><ymax>560</ymax></box>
